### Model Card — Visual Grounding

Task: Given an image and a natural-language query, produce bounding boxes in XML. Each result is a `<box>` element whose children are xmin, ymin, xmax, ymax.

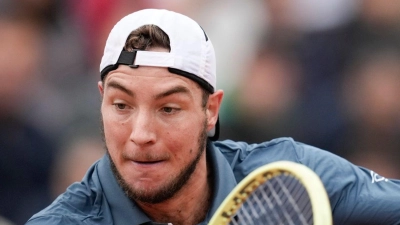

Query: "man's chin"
<box><xmin>132</xmin><ymin>190</ymin><xmax>167</xmax><ymax>204</ymax></box>
<box><xmin>127</xmin><ymin>183</ymin><xmax>179</xmax><ymax>204</ymax></box>
<box><xmin>128</xmin><ymin>180</ymin><xmax>167</xmax><ymax>196</ymax></box>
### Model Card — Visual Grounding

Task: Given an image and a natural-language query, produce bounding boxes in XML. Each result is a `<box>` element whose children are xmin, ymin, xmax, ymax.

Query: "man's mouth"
<box><xmin>131</xmin><ymin>158</ymin><xmax>165</xmax><ymax>165</ymax></box>
<box><xmin>134</xmin><ymin>160</ymin><xmax>163</xmax><ymax>164</ymax></box>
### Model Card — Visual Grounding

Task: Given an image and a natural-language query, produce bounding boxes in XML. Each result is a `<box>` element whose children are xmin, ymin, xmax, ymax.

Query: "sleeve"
<box><xmin>296</xmin><ymin>142</ymin><xmax>400</xmax><ymax>225</ymax></box>
<box><xmin>25</xmin><ymin>215</ymin><xmax>84</xmax><ymax>225</ymax></box>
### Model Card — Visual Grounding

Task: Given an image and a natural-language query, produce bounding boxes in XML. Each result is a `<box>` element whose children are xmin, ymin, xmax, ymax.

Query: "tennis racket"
<box><xmin>209</xmin><ymin>161</ymin><xmax>332</xmax><ymax>225</ymax></box>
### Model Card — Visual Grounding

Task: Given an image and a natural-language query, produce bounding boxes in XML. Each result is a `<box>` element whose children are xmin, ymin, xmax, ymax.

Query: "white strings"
<box><xmin>229</xmin><ymin>174</ymin><xmax>313</xmax><ymax>225</ymax></box>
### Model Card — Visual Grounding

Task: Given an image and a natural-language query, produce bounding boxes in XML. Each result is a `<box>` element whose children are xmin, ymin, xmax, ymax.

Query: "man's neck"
<box><xmin>136</xmin><ymin>154</ymin><xmax>213</xmax><ymax>225</ymax></box>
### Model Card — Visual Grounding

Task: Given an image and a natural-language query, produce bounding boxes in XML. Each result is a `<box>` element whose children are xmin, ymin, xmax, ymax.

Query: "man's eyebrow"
<box><xmin>154</xmin><ymin>86</ymin><xmax>191</xmax><ymax>100</ymax></box>
<box><xmin>105</xmin><ymin>80</ymin><xmax>134</xmax><ymax>97</ymax></box>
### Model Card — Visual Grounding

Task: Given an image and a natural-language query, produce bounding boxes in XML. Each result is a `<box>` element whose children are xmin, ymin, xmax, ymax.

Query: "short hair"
<box><xmin>124</xmin><ymin>25</ymin><xmax>171</xmax><ymax>52</ymax></box>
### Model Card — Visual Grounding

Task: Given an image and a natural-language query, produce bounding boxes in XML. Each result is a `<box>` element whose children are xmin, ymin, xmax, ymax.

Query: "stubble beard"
<box><xmin>103</xmin><ymin>119</ymin><xmax>208</xmax><ymax>204</ymax></box>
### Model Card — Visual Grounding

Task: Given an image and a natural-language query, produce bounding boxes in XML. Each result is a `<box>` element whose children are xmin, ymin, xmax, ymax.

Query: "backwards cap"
<box><xmin>99</xmin><ymin>8</ymin><xmax>219</xmax><ymax>140</ymax></box>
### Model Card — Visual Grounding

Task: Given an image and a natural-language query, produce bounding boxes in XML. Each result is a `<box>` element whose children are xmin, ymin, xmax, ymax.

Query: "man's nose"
<box><xmin>129</xmin><ymin>109</ymin><xmax>156</xmax><ymax>145</ymax></box>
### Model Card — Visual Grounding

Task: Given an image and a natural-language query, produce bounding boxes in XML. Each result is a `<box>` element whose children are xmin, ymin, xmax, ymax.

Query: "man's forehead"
<box><xmin>104</xmin><ymin>66</ymin><xmax>201</xmax><ymax>94</ymax></box>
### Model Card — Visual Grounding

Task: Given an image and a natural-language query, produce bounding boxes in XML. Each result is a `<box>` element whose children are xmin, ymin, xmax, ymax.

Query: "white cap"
<box><xmin>100</xmin><ymin>8</ymin><xmax>216</xmax><ymax>93</ymax></box>
<box><xmin>99</xmin><ymin>9</ymin><xmax>219</xmax><ymax>139</ymax></box>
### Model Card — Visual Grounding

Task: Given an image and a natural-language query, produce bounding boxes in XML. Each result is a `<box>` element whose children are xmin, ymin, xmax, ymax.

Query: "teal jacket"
<box><xmin>26</xmin><ymin>138</ymin><xmax>400</xmax><ymax>224</ymax></box>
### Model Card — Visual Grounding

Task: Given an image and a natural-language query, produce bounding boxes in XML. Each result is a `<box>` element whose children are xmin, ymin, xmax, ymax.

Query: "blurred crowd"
<box><xmin>0</xmin><ymin>0</ymin><xmax>400</xmax><ymax>224</ymax></box>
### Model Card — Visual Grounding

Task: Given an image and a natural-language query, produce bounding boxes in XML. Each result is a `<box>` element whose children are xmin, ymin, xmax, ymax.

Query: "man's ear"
<box><xmin>98</xmin><ymin>81</ymin><xmax>104</xmax><ymax>97</ymax></box>
<box><xmin>206</xmin><ymin>90</ymin><xmax>224</xmax><ymax>132</ymax></box>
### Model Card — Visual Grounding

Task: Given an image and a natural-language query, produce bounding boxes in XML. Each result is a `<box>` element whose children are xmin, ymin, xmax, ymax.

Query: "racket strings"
<box><xmin>229</xmin><ymin>173</ymin><xmax>313</xmax><ymax>225</ymax></box>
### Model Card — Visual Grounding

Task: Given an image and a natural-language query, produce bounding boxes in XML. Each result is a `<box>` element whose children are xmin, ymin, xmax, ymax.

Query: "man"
<box><xmin>26</xmin><ymin>9</ymin><xmax>400</xmax><ymax>225</ymax></box>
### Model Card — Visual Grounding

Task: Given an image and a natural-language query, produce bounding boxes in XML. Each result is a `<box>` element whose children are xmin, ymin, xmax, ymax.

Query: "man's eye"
<box><xmin>163</xmin><ymin>107</ymin><xmax>173</xmax><ymax>113</ymax></box>
<box><xmin>114</xmin><ymin>103</ymin><xmax>127</xmax><ymax>110</ymax></box>
<box><xmin>163</xmin><ymin>107</ymin><xmax>179</xmax><ymax>114</ymax></box>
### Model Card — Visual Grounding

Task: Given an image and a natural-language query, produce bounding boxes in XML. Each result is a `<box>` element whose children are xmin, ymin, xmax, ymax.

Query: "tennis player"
<box><xmin>26</xmin><ymin>9</ymin><xmax>400</xmax><ymax>225</ymax></box>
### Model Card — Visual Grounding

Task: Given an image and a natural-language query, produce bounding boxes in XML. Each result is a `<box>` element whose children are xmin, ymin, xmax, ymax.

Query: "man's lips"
<box><xmin>133</xmin><ymin>160</ymin><xmax>163</xmax><ymax>164</ymax></box>
<box><xmin>128</xmin><ymin>160</ymin><xmax>166</xmax><ymax>172</ymax></box>
<box><xmin>122</xmin><ymin>153</ymin><xmax>169</xmax><ymax>168</ymax></box>
<box><xmin>129</xmin><ymin>158</ymin><xmax>167</xmax><ymax>166</ymax></box>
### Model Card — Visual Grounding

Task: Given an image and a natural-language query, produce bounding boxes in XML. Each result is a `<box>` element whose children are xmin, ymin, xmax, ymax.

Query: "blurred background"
<box><xmin>0</xmin><ymin>0</ymin><xmax>400</xmax><ymax>224</ymax></box>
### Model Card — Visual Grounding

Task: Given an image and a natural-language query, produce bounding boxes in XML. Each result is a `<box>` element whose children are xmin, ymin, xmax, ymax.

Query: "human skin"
<box><xmin>98</xmin><ymin>58</ymin><xmax>223</xmax><ymax>223</ymax></box>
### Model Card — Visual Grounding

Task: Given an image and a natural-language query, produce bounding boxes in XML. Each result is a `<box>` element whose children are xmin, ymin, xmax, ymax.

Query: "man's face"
<box><xmin>99</xmin><ymin>64</ymin><xmax>209</xmax><ymax>204</ymax></box>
